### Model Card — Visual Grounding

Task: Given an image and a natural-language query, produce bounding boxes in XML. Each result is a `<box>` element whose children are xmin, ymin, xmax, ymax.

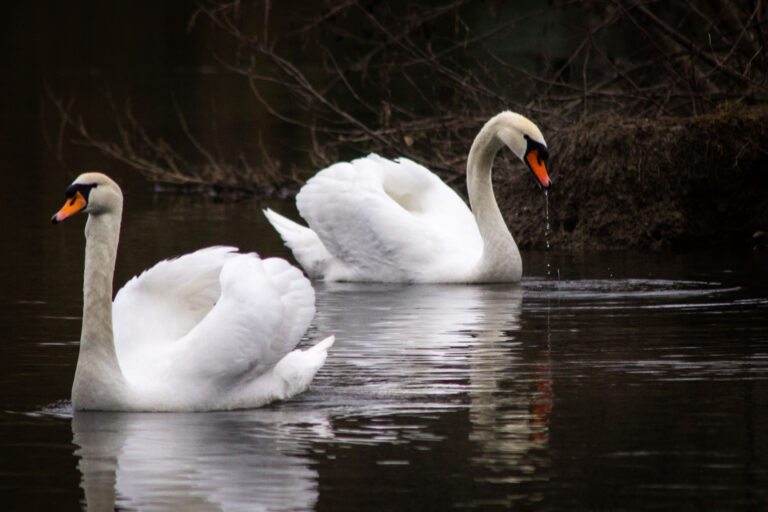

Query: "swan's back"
<box><xmin>295</xmin><ymin>154</ymin><xmax>483</xmax><ymax>282</ymax></box>
<box><xmin>113</xmin><ymin>246</ymin><xmax>237</xmax><ymax>358</ymax></box>
<box><xmin>112</xmin><ymin>247</ymin><xmax>319</xmax><ymax>410</ymax></box>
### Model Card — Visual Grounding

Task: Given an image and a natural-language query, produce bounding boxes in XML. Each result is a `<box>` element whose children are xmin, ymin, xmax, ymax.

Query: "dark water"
<box><xmin>2</xmin><ymin>179</ymin><xmax>767</xmax><ymax>510</ymax></box>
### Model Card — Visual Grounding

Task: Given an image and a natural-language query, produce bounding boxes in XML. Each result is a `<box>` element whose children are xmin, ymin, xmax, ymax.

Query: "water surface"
<box><xmin>2</xmin><ymin>186</ymin><xmax>767</xmax><ymax>510</ymax></box>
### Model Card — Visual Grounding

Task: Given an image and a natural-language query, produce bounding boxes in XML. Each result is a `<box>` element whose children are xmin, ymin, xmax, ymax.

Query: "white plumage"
<box><xmin>52</xmin><ymin>173</ymin><xmax>333</xmax><ymax>411</ymax></box>
<box><xmin>265</xmin><ymin>111</ymin><xmax>551</xmax><ymax>283</ymax></box>
<box><xmin>267</xmin><ymin>154</ymin><xmax>482</xmax><ymax>282</ymax></box>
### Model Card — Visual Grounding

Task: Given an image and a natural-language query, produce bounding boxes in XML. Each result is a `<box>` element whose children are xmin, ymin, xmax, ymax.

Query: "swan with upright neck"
<box><xmin>264</xmin><ymin>111</ymin><xmax>551</xmax><ymax>283</ymax></box>
<box><xmin>52</xmin><ymin>172</ymin><xmax>333</xmax><ymax>411</ymax></box>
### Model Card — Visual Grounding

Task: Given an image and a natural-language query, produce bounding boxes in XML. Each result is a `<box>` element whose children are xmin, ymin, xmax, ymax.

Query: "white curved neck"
<box><xmin>466</xmin><ymin>118</ymin><xmax>522</xmax><ymax>281</ymax></box>
<box><xmin>73</xmin><ymin>211</ymin><xmax>128</xmax><ymax>409</ymax></box>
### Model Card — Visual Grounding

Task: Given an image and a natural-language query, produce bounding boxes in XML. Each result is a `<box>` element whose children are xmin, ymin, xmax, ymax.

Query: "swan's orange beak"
<box><xmin>525</xmin><ymin>149</ymin><xmax>552</xmax><ymax>189</ymax></box>
<box><xmin>51</xmin><ymin>191</ymin><xmax>87</xmax><ymax>224</ymax></box>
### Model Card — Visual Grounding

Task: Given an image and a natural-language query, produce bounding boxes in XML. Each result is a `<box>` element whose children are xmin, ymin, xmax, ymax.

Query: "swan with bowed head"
<box><xmin>52</xmin><ymin>172</ymin><xmax>333</xmax><ymax>411</ymax></box>
<box><xmin>264</xmin><ymin>111</ymin><xmax>552</xmax><ymax>283</ymax></box>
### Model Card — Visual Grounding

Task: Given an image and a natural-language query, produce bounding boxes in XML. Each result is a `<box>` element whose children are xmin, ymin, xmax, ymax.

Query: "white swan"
<box><xmin>52</xmin><ymin>172</ymin><xmax>334</xmax><ymax>411</ymax></box>
<box><xmin>264</xmin><ymin>111</ymin><xmax>551</xmax><ymax>283</ymax></box>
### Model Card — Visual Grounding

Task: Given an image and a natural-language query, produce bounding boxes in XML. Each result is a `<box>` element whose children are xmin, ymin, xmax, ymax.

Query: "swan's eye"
<box><xmin>65</xmin><ymin>182</ymin><xmax>98</xmax><ymax>201</ymax></box>
<box><xmin>524</xmin><ymin>135</ymin><xmax>548</xmax><ymax>163</ymax></box>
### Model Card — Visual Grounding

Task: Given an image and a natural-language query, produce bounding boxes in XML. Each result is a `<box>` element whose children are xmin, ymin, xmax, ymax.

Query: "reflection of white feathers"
<box><xmin>310</xmin><ymin>283</ymin><xmax>551</xmax><ymax>476</ymax></box>
<box><xmin>265</xmin><ymin>112</ymin><xmax>550</xmax><ymax>283</ymax></box>
<box><xmin>311</xmin><ymin>283</ymin><xmax>524</xmax><ymax>398</ymax></box>
<box><xmin>73</xmin><ymin>409</ymin><xmax>331</xmax><ymax>511</ymax></box>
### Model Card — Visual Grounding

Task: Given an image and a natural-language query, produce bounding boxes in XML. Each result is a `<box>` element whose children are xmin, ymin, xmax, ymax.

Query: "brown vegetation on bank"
<box><xmin>50</xmin><ymin>1</ymin><xmax>768</xmax><ymax>248</ymax></box>
<box><xmin>501</xmin><ymin>103</ymin><xmax>768</xmax><ymax>250</ymax></box>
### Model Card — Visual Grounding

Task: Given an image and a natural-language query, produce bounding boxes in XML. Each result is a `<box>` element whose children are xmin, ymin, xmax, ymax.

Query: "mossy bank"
<box><xmin>498</xmin><ymin>104</ymin><xmax>768</xmax><ymax>250</ymax></box>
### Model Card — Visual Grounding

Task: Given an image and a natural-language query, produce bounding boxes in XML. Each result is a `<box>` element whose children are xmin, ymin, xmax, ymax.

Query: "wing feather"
<box><xmin>113</xmin><ymin>246</ymin><xmax>239</xmax><ymax>365</ymax></box>
<box><xmin>296</xmin><ymin>154</ymin><xmax>482</xmax><ymax>281</ymax></box>
<box><xmin>153</xmin><ymin>255</ymin><xmax>314</xmax><ymax>392</ymax></box>
<box><xmin>114</xmin><ymin>248</ymin><xmax>316</xmax><ymax>401</ymax></box>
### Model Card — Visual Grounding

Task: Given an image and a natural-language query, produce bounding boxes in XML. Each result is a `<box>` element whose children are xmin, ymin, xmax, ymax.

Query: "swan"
<box><xmin>51</xmin><ymin>172</ymin><xmax>334</xmax><ymax>411</ymax></box>
<box><xmin>264</xmin><ymin>111</ymin><xmax>551</xmax><ymax>283</ymax></box>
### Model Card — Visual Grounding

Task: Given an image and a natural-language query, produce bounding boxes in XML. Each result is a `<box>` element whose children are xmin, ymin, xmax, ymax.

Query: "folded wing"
<box><xmin>296</xmin><ymin>154</ymin><xmax>482</xmax><ymax>281</ymax></box>
<box><xmin>113</xmin><ymin>248</ymin><xmax>316</xmax><ymax>401</ymax></box>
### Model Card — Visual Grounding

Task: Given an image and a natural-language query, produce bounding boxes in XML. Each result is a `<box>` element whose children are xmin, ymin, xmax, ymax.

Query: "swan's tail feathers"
<box><xmin>263</xmin><ymin>208</ymin><xmax>332</xmax><ymax>279</ymax></box>
<box><xmin>309</xmin><ymin>334</ymin><xmax>335</xmax><ymax>353</ymax></box>
<box><xmin>273</xmin><ymin>335</ymin><xmax>335</xmax><ymax>399</ymax></box>
<box><xmin>263</xmin><ymin>208</ymin><xmax>310</xmax><ymax>242</ymax></box>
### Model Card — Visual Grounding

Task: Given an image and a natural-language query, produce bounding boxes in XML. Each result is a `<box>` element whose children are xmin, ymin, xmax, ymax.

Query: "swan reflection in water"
<box><xmin>72</xmin><ymin>283</ymin><xmax>553</xmax><ymax>509</ymax></box>
<box><xmin>311</xmin><ymin>283</ymin><xmax>553</xmax><ymax>482</ymax></box>
<box><xmin>72</xmin><ymin>408</ymin><xmax>330</xmax><ymax>511</ymax></box>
